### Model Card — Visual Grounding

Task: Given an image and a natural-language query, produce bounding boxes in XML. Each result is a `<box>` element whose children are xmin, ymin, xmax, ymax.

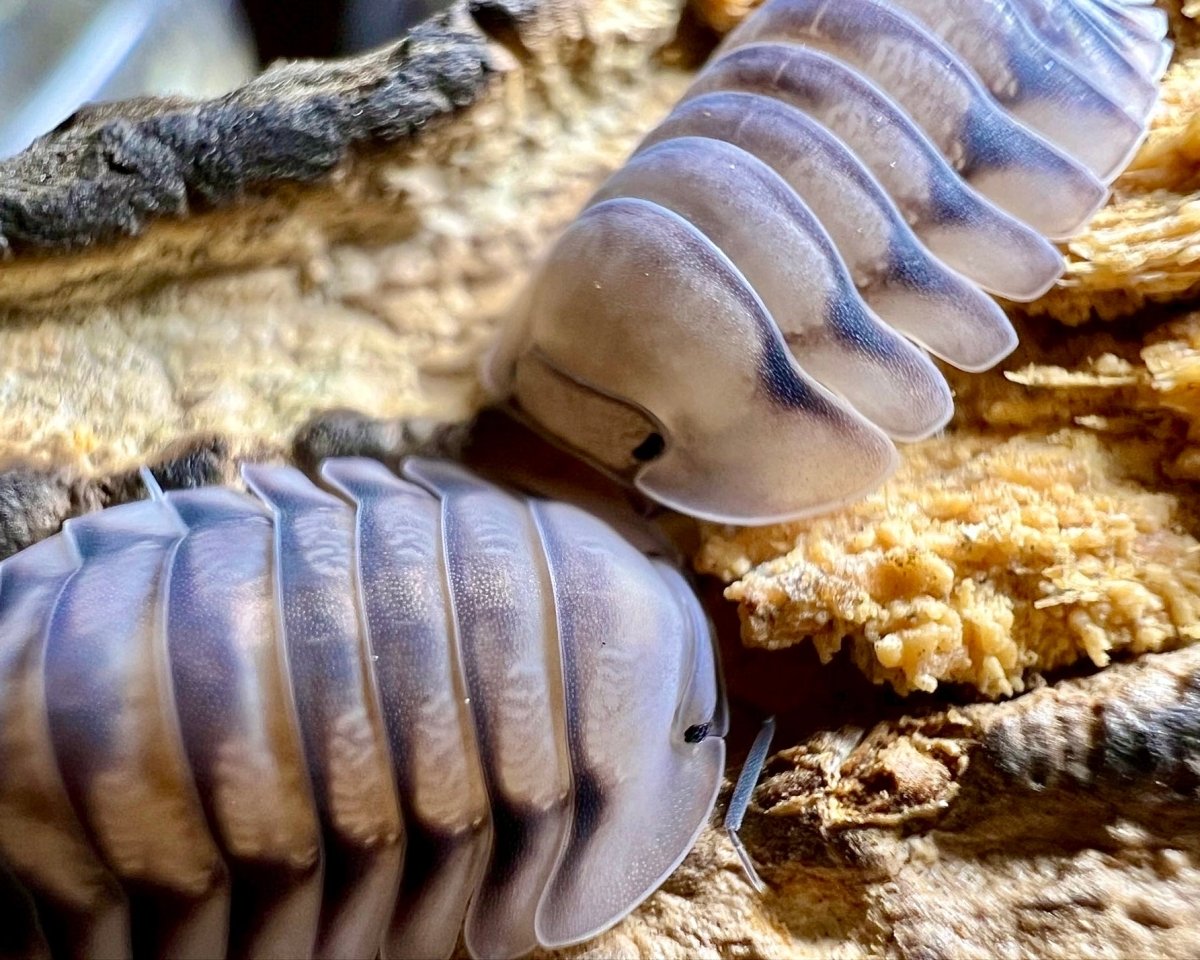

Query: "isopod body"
<box><xmin>488</xmin><ymin>0</ymin><xmax>1170</xmax><ymax>524</ymax></box>
<box><xmin>0</xmin><ymin>458</ymin><xmax>726</xmax><ymax>960</ymax></box>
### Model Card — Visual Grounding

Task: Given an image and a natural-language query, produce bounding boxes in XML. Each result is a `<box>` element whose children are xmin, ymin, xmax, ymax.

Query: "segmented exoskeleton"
<box><xmin>490</xmin><ymin>0</ymin><xmax>1170</xmax><ymax>524</ymax></box>
<box><xmin>0</xmin><ymin>459</ymin><xmax>725</xmax><ymax>960</ymax></box>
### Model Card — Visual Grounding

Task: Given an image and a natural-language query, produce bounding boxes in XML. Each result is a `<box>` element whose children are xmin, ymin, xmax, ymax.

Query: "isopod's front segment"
<box><xmin>0</xmin><ymin>459</ymin><xmax>726</xmax><ymax>960</ymax></box>
<box><xmin>488</xmin><ymin>0</ymin><xmax>1169</xmax><ymax>524</ymax></box>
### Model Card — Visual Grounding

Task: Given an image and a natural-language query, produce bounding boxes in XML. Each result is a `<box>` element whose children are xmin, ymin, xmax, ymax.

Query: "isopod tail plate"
<box><xmin>490</xmin><ymin>0</ymin><xmax>1167</xmax><ymax>525</ymax></box>
<box><xmin>0</xmin><ymin>458</ymin><xmax>727</xmax><ymax>960</ymax></box>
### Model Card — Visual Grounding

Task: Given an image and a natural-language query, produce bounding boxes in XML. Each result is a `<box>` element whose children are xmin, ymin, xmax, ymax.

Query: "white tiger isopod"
<box><xmin>487</xmin><ymin>0</ymin><xmax>1168</xmax><ymax>524</ymax></box>
<box><xmin>0</xmin><ymin>458</ymin><xmax>726</xmax><ymax>960</ymax></box>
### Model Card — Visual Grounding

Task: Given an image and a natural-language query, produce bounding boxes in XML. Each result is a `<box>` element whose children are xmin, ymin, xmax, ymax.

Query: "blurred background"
<box><xmin>0</xmin><ymin>0</ymin><xmax>452</xmax><ymax>159</ymax></box>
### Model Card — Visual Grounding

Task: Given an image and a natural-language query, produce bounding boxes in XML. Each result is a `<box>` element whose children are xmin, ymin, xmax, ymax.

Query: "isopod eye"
<box><xmin>631</xmin><ymin>432</ymin><xmax>665</xmax><ymax>463</ymax></box>
<box><xmin>653</xmin><ymin>560</ymin><xmax>728</xmax><ymax>744</ymax></box>
<box><xmin>493</xmin><ymin>345</ymin><xmax>674</xmax><ymax>482</ymax></box>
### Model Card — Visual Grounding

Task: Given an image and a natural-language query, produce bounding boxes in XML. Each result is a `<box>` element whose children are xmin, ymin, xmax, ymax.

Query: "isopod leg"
<box><xmin>724</xmin><ymin>717</ymin><xmax>776</xmax><ymax>895</ymax></box>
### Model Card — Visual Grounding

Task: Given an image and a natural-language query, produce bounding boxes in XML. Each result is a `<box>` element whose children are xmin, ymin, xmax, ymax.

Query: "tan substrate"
<box><xmin>699</xmin><ymin>290</ymin><xmax>1200</xmax><ymax>698</ymax></box>
<box><xmin>701</xmin><ymin>302</ymin><xmax>1200</xmax><ymax>697</ymax></box>
<box><xmin>698</xmin><ymin>430</ymin><xmax>1200</xmax><ymax>696</ymax></box>
<box><xmin>952</xmin><ymin>309</ymin><xmax>1200</xmax><ymax>483</ymax></box>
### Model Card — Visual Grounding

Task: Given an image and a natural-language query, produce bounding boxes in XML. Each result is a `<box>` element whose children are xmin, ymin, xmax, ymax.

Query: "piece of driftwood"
<box><xmin>2</xmin><ymin>1</ymin><xmax>1200</xmax><ymax>956</ymax></box>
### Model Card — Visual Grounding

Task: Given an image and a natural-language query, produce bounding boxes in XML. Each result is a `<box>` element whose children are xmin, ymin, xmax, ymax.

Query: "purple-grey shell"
<box><xmin>0</xmin><ymin>458</ymin><xmax>726</xmax><ymax>960</ymax></box>
<box><xmin>488</xmin><ymin>0</ymin><xmax>1169</xmax><ymax>524</ymax></box>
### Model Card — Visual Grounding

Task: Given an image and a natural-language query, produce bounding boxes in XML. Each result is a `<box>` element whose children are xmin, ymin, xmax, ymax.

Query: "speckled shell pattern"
<box><xmin>0</xmin><ymin>458</ymin><xmax>726</xmax><ymax>960</ymax></box>
<box><xmin>489</xmin><ymin>0</ymin><xmax>1170</xmax><ymax>525</ymax></box>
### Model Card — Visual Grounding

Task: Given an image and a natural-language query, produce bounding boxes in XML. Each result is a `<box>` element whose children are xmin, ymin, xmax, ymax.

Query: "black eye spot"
<box><xmin>632</xmin><ymin>432</ymin><xmax>665</xmax><ymax>462</ymax></box>
<box><xmin>684</xmin><ymin>723</ymin><xmax>710</xmax><ymax>744</ymax></box>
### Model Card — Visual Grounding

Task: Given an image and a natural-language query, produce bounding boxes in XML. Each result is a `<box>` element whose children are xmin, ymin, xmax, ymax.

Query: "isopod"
<box><xmin>0</xmin><ymin>458</ymin><xmax>726</xmax><ymax>960</ymax></box>
<box><xmin>487</xmin><ymin>0</ymin><xmax>1169</xmax><ymax>524</ymax></box>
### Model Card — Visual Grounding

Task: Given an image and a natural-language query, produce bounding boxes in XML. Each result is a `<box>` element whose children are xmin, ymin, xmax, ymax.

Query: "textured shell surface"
<box><xmin>0</xmin><ymin>458</ymin><xmax>726</xmax><ymax>960</ymax></box>
<box><xmin>488</xmin><ymin>0</ymin><xmax>1169</xmax><ymax>525</ymax></box>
